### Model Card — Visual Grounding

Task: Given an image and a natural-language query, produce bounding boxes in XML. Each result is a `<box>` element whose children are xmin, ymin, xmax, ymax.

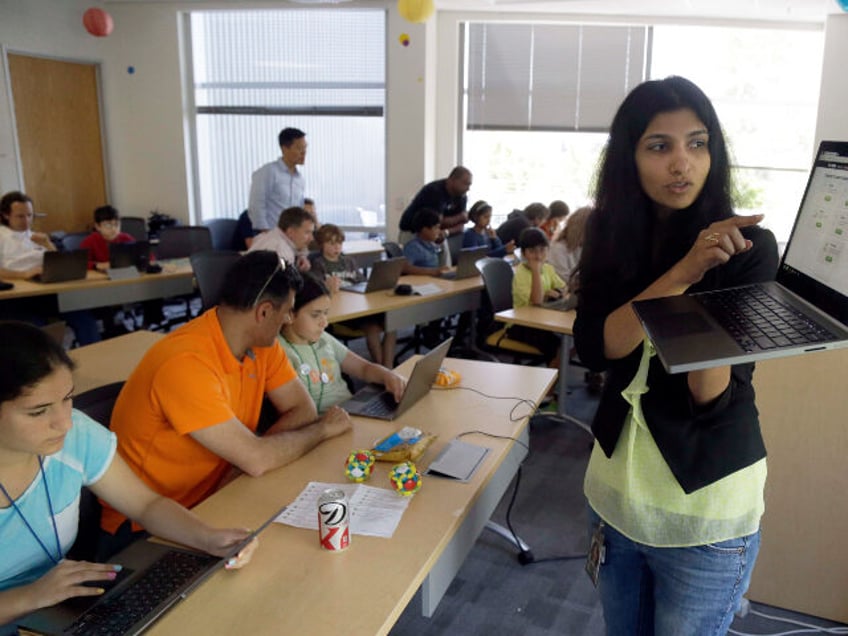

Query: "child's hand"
<box><xmin>325</xmin><ymin>275</ymin><xmax>341</xmax><ymax>293</ymax></box>
<box><xmin>486</xmin><ymin>226</ymin><xmax>497</xmax><ymax>238</ymax></box>
<box><xmin>95</xmin><ymin>262</ymin><xmax>109</xmax><ymax>272</ymax></box>
<box><xmin>504</xmin><ymin>240</ymin><xmax>516</xmax><ymax>254</ymax></box>
<box><xmin>545</xmin><ymin>289</ymin><xmax>563</xmax><ymax>301</ymax></box>
<box><xmin>382</xmin><ymin>370</ymin><xmax>407</xmax><ymax>403</ymax></box>
<box><xmin>434</xmin><ymin>266</ymin><xmax>451</xmax><ymax>277</ymax></box>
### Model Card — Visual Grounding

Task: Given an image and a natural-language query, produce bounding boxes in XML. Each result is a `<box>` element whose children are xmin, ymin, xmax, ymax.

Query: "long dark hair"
<box><xmin>0</xmin><ymin>321</ymin><xmax>75</xmax><ymax>404</ymax></box>
<box><xmin>578</xmin><ymin>76</ymin><xmax>735</xmax><ymax>298</ymax></box>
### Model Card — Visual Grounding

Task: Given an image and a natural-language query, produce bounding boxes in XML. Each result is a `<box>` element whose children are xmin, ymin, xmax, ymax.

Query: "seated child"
<box><xmin>310</xmin><ymin>224</ymin><xmax>397</xmax><ymax>365</ymax></box>
<box><xmin>540</xmin><ymin>200</ymin><xmax>570</xmax><ymax>240</ymax></box>
<box><xmin>80</xmin><ymin>205</ymin><xmax>135</xmax><ymax>271</ymax></box>
<box><xmin>463</xmin><ymin>200</ymin><xmax>514</xmax><ymax>257</ymax></box>
<box><xmin>402</xmin><ymin>208</ymin><xmax>450</xmax><ymax>276</ymax></box>
<box><xmin>0</xmin><ymin>322</ymin><xmax>255</xmax><ymax>631</ymax></box>
<box><xmin>278</xmin><ymin>275</ymin><xmax>406</xmax><ymax>413</ymax></box>
<box><xmin>508</xmin><ymin>227</ymin><xmax>565</xmax><ymax>366</ymax></box>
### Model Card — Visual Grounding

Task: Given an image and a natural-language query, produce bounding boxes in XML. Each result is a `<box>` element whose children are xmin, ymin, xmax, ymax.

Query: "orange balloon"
<box><xmin>397</xmin><ymin>0</ymin><xmax>435</xmax><ymax>23</ymax></box>
<box><xmin>83</xmin><ymin>8</ymin><xmax>114</xmax><ymax>37</ymax></box>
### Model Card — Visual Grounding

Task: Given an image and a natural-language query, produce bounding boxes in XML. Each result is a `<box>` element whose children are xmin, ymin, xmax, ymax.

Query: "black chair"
<box><xmin>67</xmin><ymin>381</ymin><xmax>126</xmax><ymax>562</ymax></box>
<box><xmin>202</xmin><ymin>218</ymin><xmax>239</xmax><ymax>251</ymax></box>
<box><xmin>190</xmin><ymin>249</ymin><xmax>241</xmax><ymax>310</ymax></box>
<box><xmin>476</xmin><ymin>257</ymin><xmax>546</xmax><ymax>364</ymax></box>
<box><xmin>121</xmin><ymin>217</ymin><xmax>148</xmax><ymax>242</ymax></box>
<box><xmin>383</xmin><ymin>241</ymin><xmax>403</xmax><ymax>259</ymax></box>
<box><xmin>156</xmin><ymin>226</ymin><xmax>213</xmax><ymax>260</ymax></box>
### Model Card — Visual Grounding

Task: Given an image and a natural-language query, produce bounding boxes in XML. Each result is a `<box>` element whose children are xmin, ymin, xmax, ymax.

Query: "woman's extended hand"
<box><xmin>200</xmin><ymin>527</ymin><xmax>257</xmax><ymax>569</ymax></box>
<box><xmin>674</xmin><ymin>214</ymin><xmax>764</xmax><ymax>286</ymax></box>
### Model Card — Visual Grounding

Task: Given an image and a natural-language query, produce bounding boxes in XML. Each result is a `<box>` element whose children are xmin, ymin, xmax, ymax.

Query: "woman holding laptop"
<box><xmin>573</xmin><ymin>76</ymin><xmax>779</xmax><ymax>635</ymax></box>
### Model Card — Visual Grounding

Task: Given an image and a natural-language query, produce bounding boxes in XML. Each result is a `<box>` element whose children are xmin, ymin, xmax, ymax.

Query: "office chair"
<box><xmin>383</xmin><ymin>241</ymin><xmax>403</xmax><ymax>259</ymax></box>
<box><xmin>60</xmin><ymin>231</ymin><xmax>90</xmax><ymax>252</ymax></box>
<box><xmin>476</xmin><ymin>257</ymin><xmax>546</xmax><ymax>365</ymax></box>
<box><xmin>202</xmin><ymin>217</ymin><xmax>240</xmax><ymax>251</ymax></box>
<box><xmin>190</xmin><ymin>249</ymin><xmax>241</xmax><ymax>310</ymax></box>
<box><xmin>121</xmin><ymin>217</ymin><xmax>148</xmax><ymax>242</ymax></box>
<box><xmin>66</xmin><ymin>381</ymin><xmax>126</xmax><ymax>562</ymax></box>
<box><xmin>156</xmin><ymin>225</ymin><xmax>213</xmax><ymax>260</ymax></box>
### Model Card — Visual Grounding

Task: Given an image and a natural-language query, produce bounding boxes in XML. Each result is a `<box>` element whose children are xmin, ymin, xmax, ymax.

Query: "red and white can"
<box><xmin>317</xmin><ymin>488</ymin><xmax>350</xmax><ymax>552</ymax></box>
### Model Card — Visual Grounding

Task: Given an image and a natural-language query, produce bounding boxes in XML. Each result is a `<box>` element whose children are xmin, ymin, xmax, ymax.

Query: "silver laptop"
<box><xmin>632</xmin><ymin>140</ymin><xmax>848</xmax><ymax>373</ymax></box>
<box><xmin>17</xmin><ymin>504</ymin><xmax>285</xmax><ymax>636</ymax></box>
<box><xmin>341</xmin><ymin>337</ymin><xmax>452</xmax><ymax>420</ymax></box>
<box><xmin>32</xmin><ymin>249</ymin><xmax>89</xmax><ymax>284</ymax></box>
<box><xmin>339</xmin><ymin>256</ymin><xmax>406</xmax><ymax>294</ymax></box>
<box><xmin>440</xmin><ymin>246</ymin><xmax>488</xmax><ymax>280</ymax></box>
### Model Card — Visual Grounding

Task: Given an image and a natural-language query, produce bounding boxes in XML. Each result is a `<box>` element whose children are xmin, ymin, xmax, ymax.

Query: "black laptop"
<box><xmin>632</xmin><ymin>140</ymin><xmax>848</xmax><ymax>373</ymax></box>
<box><xmin>17</xmin><ymin>504</ymin><xmax>285</xmax><ymax>636</ymax></box>
<box><xmin>32</xmin><ymin>250</ymin><xmax>89</xmax><ymax>284</ymax></box>
<box><xmin>108</xmin><ymin>241</ymin><xmax>150</xmax><ymax>280</ymax></box>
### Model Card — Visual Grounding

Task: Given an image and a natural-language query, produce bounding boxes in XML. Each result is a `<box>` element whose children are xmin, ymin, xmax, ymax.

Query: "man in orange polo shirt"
<box><xmin>99</xmin><ymin>251</ymin><xmax>351</xmax><ymax>555</ymax></box>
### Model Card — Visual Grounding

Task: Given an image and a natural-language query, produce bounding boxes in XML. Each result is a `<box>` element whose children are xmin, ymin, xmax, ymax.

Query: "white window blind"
<box><xmin>189</xmin><ymin>9</ymin><xmax>386</xmax><ymax>228</ymax></box>
<box><xmin>465</xmin><ymin>23</ymin><xmax>649</xmax><ymax>131</ymax></box>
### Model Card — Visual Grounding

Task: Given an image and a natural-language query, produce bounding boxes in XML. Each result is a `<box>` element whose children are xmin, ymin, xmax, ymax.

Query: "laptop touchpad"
<box><xmin>651</xmin><ymin>312</ymin><xmax>712</xmax><ymax>338</ymax></box>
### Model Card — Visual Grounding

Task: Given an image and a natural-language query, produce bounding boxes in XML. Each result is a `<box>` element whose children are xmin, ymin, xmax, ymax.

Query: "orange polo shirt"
<box><xmin>101</xmin><ymin>309</ymin><xmax>296</xmax><ymax>533</ymax></box>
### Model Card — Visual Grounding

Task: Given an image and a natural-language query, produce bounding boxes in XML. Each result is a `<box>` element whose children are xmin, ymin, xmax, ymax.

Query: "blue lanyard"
<box><xmin>0</xmin><ymin>456</ymin><xmax>63</xmax><ymax>565</ymax></box>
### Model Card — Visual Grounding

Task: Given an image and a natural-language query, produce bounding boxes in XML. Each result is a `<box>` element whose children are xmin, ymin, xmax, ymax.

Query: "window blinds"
<box><xmin>465</xmin><ymin>23</ymin><xmax>650</xmax><ymax>132</ymax></box>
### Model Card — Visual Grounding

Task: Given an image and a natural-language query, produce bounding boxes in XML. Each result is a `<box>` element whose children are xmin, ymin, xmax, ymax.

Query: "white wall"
<box><xmin>0</xmin><ymin>0</ymin><xmax>106</xmax><ymax>195</ymax></box>
<box><xmin>815</xmin><ymin>13</ymin><xmax>848</xmax><ymax>145</ymax></box>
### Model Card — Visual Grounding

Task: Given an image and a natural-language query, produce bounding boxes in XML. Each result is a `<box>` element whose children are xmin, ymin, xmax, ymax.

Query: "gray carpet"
<box><xmin>372</xmin><ymin>333</ymin><xmax>848</xmax><ymax>636</ymax></box>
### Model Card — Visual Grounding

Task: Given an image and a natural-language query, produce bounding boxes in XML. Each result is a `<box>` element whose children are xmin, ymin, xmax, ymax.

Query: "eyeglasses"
<box><xmin>251</xmin><ymin>257</ymin><xmax>284</xmax><ymax>308</ymax></box>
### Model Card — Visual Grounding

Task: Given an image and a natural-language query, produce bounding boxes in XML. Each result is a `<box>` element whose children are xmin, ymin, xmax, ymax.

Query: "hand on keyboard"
<box><xmin>28</xmin><ymin>560</ymin><xmax>124</xmax><ymax>607</ymax></box>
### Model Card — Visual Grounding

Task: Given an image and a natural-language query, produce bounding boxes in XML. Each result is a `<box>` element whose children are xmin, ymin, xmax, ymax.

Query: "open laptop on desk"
<box><xmin>340</xmin><ymin>256</ymin><xmax>405</xmax><ymax>294</ymax></box>
<box><xmin>32</xmin><ymin>250</ymin><xmax>88</xmax><ymax>284</ymax></box>
<box><xmin>108</xmin><ymin>241</ymin><xmax>150</xmax><ymax>280</ymax></box>
<box><xmin>17</xmin><ymin>503</ymin><xmax>285</xmax><ymax>636</ymax></box>
<box><xmin>440</xmin><ymin>246</ymin><xmax>487</xmax><ymax>280</ymax></box>
<box><xmin>341</xmin><ymin>337</ymin><xmax>452</xmax><ymax>420</ymax></box>
<box><xmin>632</xmin><ymin>139</ymin><xmax>848</xmax><ymax>374</ymax></box>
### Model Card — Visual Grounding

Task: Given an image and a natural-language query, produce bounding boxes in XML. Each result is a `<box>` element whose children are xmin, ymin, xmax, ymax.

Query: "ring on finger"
<box><xmin>704</xmin><ymin>232</ymin><xmax>721</xmax><ymax>244</ymax></box>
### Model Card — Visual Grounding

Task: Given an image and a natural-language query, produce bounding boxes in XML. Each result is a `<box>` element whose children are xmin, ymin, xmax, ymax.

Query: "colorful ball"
<box><xmin>83</xmin><ymin>8</ymin><xmax>114</xmax><ymax>37</ymax></box>
<box><xmin>344</xmin><ymin>449</ymin><xmax>376</xmax><ymax>483</ymax></box>
<box><xmin>389</xmin><ymin>461</ymin><xmax>422</xmax><ymax>496</ymax></box>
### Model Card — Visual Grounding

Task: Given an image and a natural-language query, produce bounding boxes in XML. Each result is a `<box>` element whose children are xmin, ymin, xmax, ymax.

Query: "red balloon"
<box><xmin>83</xmin><ymin>8</ymin><xmax>114</xmax><ymax>37</ymax></box>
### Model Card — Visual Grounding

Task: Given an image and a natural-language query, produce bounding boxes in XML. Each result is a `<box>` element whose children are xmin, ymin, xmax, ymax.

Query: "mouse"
<box><xmin>394</xmin><ymin>283</ymin><xmax>413</xmax><ymax>296</ymax></box>
<box><xmin>145</xmin><ymin>264</ymin><xmax>162</xmax><ymax>274</ymax></box>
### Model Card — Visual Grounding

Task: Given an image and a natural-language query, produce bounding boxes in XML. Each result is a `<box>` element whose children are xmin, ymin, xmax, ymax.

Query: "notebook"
<box><xmin>340</xmin><ymin>337</ymin><xmax>452</xmax><ymax>420</ymax></box>
<box><xmin>339</xmin><ymin>257</ymin><xmax>406</xmax><ymax>294</ymax></box>
<box><xmin>17</xmin><ymin>504</ymin><xmax>286</xmax><ymax>636</ymax></box>
<box><xmin>424</xmin><ymin>438</ymin><xmax>490</xmax><ymax>482</ymax></box>
<box><xmin>32</xmin><ymin>250</ymin><xmax>89</xmax><ymax>284</ymax></box>
<box><xmin>440</xmin><ymin>246</ymin><xmax>488</xmax><ymax>280</ymax></box>
<box><xmin>632</xmin><ymin>140</ymin><xmax>848</xmax><ymax>373</ymax></box>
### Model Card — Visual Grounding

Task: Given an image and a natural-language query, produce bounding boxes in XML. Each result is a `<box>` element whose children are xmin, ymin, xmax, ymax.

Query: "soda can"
<box><xmin>317</xmin><ymin>488</ymin><xmax>350</xmax><ymax>552</ymax></box>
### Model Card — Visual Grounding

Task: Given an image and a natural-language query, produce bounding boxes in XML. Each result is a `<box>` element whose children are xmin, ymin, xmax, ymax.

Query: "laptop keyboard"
<box><xmin>67</xmin><ymin>550</ymin><xmax>216</xmax><ymax>635</ymax></box>
<box><xmin>360</xmin><ymin>392</ymin><xmax>398</xmax><ymax>418</ymax></box>
<box><xmin>699</xmin><ymin>286</ymin><xmax>837</xmax><ymax>352</ymax></box>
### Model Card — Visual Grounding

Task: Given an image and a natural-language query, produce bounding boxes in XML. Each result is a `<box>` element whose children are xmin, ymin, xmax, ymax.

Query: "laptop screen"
<box><xmin>778</xmin><ymin>141</ymin><xmax>848</xmax><ymax>324</ymax></box>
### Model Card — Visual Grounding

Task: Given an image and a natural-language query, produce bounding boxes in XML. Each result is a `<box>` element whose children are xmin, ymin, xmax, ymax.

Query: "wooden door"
<box><xmin>7</xmin><ymin>53</ymin><xmax>107</xmax><ymax>233</ymax></box>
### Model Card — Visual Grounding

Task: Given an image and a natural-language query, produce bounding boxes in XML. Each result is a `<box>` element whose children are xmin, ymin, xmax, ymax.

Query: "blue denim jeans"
<box><xmin>587</xmin><ymin>506</ymin><xmax>760</xmax><ymax>636</ymax></box>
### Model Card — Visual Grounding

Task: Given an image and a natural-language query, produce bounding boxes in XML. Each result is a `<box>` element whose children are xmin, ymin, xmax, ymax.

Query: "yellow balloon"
<box><xmin>398</xmin><ymin>0</ymin><xmax>435</xmax><ymax>23</ymax></box>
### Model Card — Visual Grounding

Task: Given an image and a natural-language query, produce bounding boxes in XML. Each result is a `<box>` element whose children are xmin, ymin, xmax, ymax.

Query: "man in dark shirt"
<box><xmin>398</xmin><ymin>166</ymin><xmax>472</xmax><ymax>244</ymax></box>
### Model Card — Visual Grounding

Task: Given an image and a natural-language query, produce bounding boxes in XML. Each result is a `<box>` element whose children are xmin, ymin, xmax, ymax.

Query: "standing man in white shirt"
<box><xmin>247</xmin><ymin>127</ymin><xmax>309</xmax><ymax>235</ymax></box>
<box><xmin>0</xmin><ymin>190</ymin><xmax>56</xmax><ymax>279</ymax></box>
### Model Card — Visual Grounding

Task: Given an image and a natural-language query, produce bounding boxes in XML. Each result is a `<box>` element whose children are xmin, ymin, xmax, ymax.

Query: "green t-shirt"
<box><xmin>511</xmin><ymin>262</ymin><xmax>566</xmax><ymax>307</ymax></box>
<box><xmin>278</xmin><ymin>331</ymin><xmax>352</xmax><ymax>413</ymax></box>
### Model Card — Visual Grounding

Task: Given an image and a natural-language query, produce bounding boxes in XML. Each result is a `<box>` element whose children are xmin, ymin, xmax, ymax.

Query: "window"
<box><xmin>651</xmin><ymin>25</ymin><xmax>823</xmax><ymax>247</ymax></box>
<box><xmin>188</xmin><ymin>9</ymin><xmax>386</xmax><ymax>231</ymax></box>
<box><xmin>461</xmin><ymin>21</ymin><xmax>823</xmax><ymax>244</ymax></box>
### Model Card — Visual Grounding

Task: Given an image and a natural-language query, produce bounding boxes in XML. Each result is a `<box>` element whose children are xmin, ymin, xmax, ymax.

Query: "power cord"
<box><xmin>455</xmin><ymin>428</ymin><xmax>587</xmax><ymax>566</ymax></box>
